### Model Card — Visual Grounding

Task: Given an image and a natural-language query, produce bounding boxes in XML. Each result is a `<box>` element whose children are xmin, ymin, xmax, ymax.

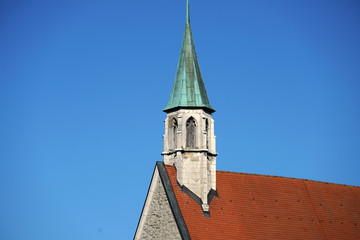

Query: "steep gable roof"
<box><xmin>165</xmin><ymin>165</ymin><xmax>360</xmax><ymax>240</ymax></box>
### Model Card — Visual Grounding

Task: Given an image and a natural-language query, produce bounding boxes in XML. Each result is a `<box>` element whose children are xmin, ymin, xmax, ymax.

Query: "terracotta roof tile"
<box><xmin>165</xmin><ymin>165</ymin><xmax>360</xmax><ymax>240</ymax></box>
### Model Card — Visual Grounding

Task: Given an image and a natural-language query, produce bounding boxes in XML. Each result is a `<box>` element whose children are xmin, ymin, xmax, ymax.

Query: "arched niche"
<box><xmin>186</xmin><ymin>117</ymin><xmax>197</xmax><ymax>148</ymax></box>
<box><xmin>168</xmin><ymin>117</ymin><xmax>178</xmax><ymax>150</ymax></box>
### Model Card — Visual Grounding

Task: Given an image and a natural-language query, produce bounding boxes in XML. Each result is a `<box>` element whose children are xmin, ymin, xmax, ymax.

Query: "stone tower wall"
<box><xmin>162</xmin><ymin>109</ymin><xmax>217</xmax><ymax>210</ymax></box>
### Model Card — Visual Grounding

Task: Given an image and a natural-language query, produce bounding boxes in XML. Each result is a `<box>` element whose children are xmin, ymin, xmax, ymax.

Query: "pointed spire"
<box><xmin>163</xmin><ymin>0</ymin><xmax>215</xmax><ymax>113</ymax></box>
<box><xmin>186</xmin><ymin>0</ymin><xmax>190</xmax><ymax>25</ymax></box>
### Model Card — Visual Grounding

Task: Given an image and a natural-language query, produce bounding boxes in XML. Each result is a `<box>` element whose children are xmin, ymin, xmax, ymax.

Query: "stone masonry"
<box><xmin>162</xmin><ymin>109</ymin><xmax>217</xmax><ymax>211</ymax></box>
<box><xmin>135</xmin><ymin>168</ymin><xmax>181</xmax><ymax>240</ymax></box>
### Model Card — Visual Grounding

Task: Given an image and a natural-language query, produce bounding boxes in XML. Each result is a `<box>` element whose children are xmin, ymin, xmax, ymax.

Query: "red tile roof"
<box><xmin>165</xmin><ymin>165</ymin><xmax>360</xmax><ymax>240</ymax></box>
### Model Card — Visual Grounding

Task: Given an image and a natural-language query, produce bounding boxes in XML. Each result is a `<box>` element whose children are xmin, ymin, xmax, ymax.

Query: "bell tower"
<box><xmin>162</xmin><ymin>0</ymin><xmax>217</xmax><ymax>212</ymax></box>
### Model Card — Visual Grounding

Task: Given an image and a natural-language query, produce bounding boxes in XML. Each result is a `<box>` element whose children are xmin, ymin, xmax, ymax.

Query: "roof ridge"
<box><xmin>216</xmin><ymin>170</ymin><xmax>360</xmax><ymax>188</ymax></box>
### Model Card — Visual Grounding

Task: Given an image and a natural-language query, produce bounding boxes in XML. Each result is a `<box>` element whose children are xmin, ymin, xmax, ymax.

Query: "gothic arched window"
<box><xmin>186</xmin><ymin>117</ymin><xmax>197</xmax><ymax>148</ymax></box>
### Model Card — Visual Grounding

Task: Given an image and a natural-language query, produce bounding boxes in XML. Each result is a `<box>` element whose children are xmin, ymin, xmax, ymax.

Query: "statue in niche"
<box><xmin>186</xmin><ymin>117</ymin><xmax>196</xmax><ymax>148</ymax></box>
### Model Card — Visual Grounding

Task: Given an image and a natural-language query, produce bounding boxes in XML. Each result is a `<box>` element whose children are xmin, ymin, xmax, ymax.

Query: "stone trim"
<box><xmin>162</xmin><ymin>149</ymin><xmax>218</xmax><ymax>157</ymax></box>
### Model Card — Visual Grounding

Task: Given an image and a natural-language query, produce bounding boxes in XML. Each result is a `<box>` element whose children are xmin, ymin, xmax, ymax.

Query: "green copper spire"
<box><xmin>163</xmin><ymin>0</ymin><xmax>215</xmax><ymax>113</ymax></box>
<box><xmin>186</xmin><ymin>0</ymin><xmax>190</xmax><ymax>25</ymax></box>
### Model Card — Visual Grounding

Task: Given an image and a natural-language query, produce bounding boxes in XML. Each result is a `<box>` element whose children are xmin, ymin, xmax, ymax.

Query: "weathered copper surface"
<box><xmin>163</xmin><ymin>0</ymin><xmax>215</xmax><ymax>113</ymax></box>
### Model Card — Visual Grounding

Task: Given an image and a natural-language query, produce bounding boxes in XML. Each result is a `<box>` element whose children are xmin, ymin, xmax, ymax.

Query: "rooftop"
<box><xmin>165</xmin><ymin>164</ymin><xmax>360</xmax><ymax>239</ymax></box>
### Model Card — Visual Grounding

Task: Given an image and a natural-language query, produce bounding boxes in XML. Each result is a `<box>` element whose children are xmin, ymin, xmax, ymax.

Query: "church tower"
<box><xmin>162</xmin><ymin>0</ymin><xmax>217</xmax><ymax>212</ymax></box>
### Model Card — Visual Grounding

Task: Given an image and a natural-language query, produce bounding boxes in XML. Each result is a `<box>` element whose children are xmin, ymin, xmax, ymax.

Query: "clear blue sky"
<box><xmin>1</xmin><ymin>0</ymin><xmax>359</xmax><ymax>239</ymax></box>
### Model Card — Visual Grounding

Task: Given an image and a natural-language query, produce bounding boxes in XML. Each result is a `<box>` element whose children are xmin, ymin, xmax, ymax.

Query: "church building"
<box><xmin>134</xmin><ymin>1</ymin><xmax>360</xmax><ymax>239</ymax></box>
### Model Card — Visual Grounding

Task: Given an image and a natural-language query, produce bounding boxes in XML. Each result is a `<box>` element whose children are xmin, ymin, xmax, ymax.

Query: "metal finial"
<box><xmin>186</xmin><ymin>0</ymin><xmax>190</xmax><ymax>24</ymax></box>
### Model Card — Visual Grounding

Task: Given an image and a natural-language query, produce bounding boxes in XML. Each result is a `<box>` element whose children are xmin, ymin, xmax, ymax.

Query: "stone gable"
<box><xmin>135</xmin><ymin>167</ymin><xmax>181</xmax><ymax>240</ymax></box>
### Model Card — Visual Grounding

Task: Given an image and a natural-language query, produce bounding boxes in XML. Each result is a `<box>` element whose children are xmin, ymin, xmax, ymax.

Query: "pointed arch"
<box><xmin>186</xmin><ymin>117</ymin><xmax>197</xmax><ymax>148</ymax></box>
<box><xmin>168</xmin><ymin>117</ymin><xmax>178</xmax><ymax>150</ymax></box>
